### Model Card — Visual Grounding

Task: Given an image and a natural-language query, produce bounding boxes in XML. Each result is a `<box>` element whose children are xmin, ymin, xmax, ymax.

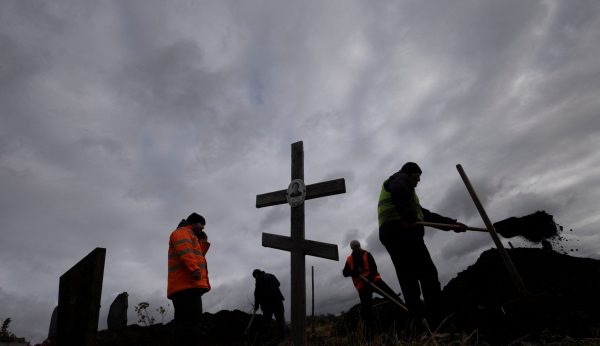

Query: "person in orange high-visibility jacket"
<box><xmin>342</xmin><ymin>240</ymin><xmax>401</xmax><ymax>338</ymax></box>
<box><xmin>167</xmin><ymin>212</ymin><xmax>211</xmax><ymax>338</ymax></box>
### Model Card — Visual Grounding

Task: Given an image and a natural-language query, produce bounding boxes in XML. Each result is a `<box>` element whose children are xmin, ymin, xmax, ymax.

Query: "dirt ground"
<box><xmin>442</xmin><ymin>247</ymin><xmax>600</xmax><ymax>342</ymax></box>
<box><xmin>86</xmin><ymin>245</ymin><xmax>600</xmax><ymax>345</ymax></box>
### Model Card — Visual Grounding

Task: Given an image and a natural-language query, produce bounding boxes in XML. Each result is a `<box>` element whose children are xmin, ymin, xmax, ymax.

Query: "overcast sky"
<box><xmin>1</xmin><ymin>0</ymin><xmax>600</xmax><ymax>343</ymax></box>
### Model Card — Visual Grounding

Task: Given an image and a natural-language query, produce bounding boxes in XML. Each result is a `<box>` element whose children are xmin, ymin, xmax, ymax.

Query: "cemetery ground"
<box><xmin>4</xmin><ymin>245</ymin><xmax>600</xmax><ymax>345</ymax></box>
<box><xmin>86</xmin><ymin>247</ymin><xmax>600</xmax><ymax>346</ymax></box>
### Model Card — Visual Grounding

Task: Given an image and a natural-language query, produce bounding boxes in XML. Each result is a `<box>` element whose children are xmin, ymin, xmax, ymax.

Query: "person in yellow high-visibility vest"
<box><xmin>378</xmin><ymin>162</ymin><xmax>466</xmax><ymax>325</ymax></box>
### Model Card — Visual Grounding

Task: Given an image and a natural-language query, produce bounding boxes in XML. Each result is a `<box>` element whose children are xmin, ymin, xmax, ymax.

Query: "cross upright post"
<box><xmin>256</xmin><ymin>141</ymin><xmax>346</xmax><ymax>346</ymax></box>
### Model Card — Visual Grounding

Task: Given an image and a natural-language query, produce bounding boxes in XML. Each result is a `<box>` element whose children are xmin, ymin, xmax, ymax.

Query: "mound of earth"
<box><xmin>442</xmin><ymin>248</ymin><xmax>600</xmax><ymax>341</ymax></box>
<box><xmin>336</xmin><ymin>247</ymin><xmax>600</xmax><ymax>344</ymax></box>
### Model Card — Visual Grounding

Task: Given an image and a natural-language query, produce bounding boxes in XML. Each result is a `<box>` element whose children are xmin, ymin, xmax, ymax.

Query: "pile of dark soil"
<box><xmin>442</xmin><ymin>248</ymin><xmax>600</xmax><ymax>342</ymax></box>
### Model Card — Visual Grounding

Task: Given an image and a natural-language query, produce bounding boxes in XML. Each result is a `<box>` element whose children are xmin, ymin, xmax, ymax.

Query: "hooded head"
<box><xmin>400</xmin><ymin>162</ymin><xmax>422</xmax><ymax>188</ymax></box>
<box><xmin>186</xmin><ymin>212</ymin><xmax>206</xmax><ymax>226</ymax></box>
<box><xmin>252</xmin><ymin>269</ymin><xmax>264</xmax><ymax>279</ymax></box>
<box><xmin>400</xmin><ymin>162</ymin><xmax>422</xmax><ymax>174</ymax></box>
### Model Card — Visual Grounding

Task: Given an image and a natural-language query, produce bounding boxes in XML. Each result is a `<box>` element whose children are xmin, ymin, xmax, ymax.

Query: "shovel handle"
<box><xmin>244</xmin><ymin>312</ymin><xmax>256</xmax><ymax>335</ymax></box>
<box><xmin>417</xmin><ymin>221</ymin><xmax>487</xmax><ymax>232</ymax></box>
<box><xmin>359</xmin><ymin>275</ymin><xmax>408</xmax><ymax>312</ymax></box>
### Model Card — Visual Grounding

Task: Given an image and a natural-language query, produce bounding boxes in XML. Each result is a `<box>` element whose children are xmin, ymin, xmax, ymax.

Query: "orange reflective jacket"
<box><xmin>346</xmin><ymin>251</ymin><xmax>381</xmax><ymax>291</ymax></box>
<box><xmin>167</xmin><ymin>225</ymin><xmax>210</xmax><ymax>298</ymax></box>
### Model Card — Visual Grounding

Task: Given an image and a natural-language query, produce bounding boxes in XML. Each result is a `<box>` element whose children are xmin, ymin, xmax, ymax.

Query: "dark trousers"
<box><xmin>170</xmin><ymin>288</ymin><xmax>204</xmax><ymax>326</ymax></box>
<box><xmin>358</xmin><ymin>279</ymin><xmax>400</xmax><ymax>307</ymax></box>
<box><xmin>358</xmin><ymin>279</ymin><xmax>400</xmax><ymax>338</ymax></box>
<box><xmin>261</xmin><ymin>301</ymin><xmax>286</xmax><ymax>337</ymax></box>
<box><xmin>380</xmin><ymin>221</ymin><xmax>442</xmax><ymax>321</ymax></box>
<box><xmin>170</xmin><ymin>288</ymin><xmax>207</xmax><ymax>346</ymax></box>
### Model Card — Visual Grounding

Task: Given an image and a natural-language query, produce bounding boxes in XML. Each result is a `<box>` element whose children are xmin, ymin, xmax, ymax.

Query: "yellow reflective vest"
<box><xmin>377</xmin><ymin>179</ymin><xmax>424</xmax><ymax>227</ymax></box>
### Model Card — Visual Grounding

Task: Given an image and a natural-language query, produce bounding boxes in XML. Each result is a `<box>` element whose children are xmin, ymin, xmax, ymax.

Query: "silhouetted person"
<box><xmin>378</xmin><ymin>162</ymin><xmax>466</xmax><ymax>325</ymax></box>
<box><xmin>253</xmin><ymin>269</ymin><xmax>286</xmax><ymax>339</ymax></box>
<box><xmin>343</xmin><ymin>240</ymin><xmax>402</xmax><ymax>339</ymax></box>
<box><xmin>167</xmin><ymin>212</ymin><xmax>211</xmax><ymax>345</ymax></box>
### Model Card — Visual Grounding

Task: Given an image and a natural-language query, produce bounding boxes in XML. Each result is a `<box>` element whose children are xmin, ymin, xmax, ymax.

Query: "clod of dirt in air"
<box><xmin>494</xmin><ymin>210</ymin><xmax>560</xmax><ymax>242</ymax></box>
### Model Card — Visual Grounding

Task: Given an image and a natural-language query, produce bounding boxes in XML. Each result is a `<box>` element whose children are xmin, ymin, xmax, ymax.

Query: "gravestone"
<box><xmin>57</xmin><ymin>247</ymin><xmax>106</xmax><ymax>346</ymax></box>
<box><xmin>107</xmin><ymin>292</ymin><xmax>128</xmax><ymax>330</ymax></box>
<box><xmin>256</xmin><ymin>141</ymin><xmax>345</xmax><ymax>346</ymax></box>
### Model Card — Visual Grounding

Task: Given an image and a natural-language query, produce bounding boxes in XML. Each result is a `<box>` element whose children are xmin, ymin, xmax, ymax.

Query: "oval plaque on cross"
<box><xmin>286</xmin><ymin>179</ymin><xmax>306</xmax><ymax>207</ymax></box>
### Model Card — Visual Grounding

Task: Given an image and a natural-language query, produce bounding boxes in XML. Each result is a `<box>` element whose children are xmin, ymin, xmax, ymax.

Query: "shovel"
<box><xmin>455</xmin><ymin>164</ymin><xmax>529</xmax><ymax>296</ymax></box>
<box><xmin>357</xmin><ymin>276</ymin><xmax>441</xmax><ymax>339</ymax></box>
<box><xmin>358</xmin><ymin>274</ymin><xmax>408</xmax><ymax>312</ymax></box>
<box><xmin>418</xmin><ymin>209</ymin><xmax>559</xmax><ymax>242</ymax></box>
<box><xmin>417</xmin><ymin>221</ymin><xmax>487</xmax><ymax>232</ymax></box>
<box><xmin>244</xmin><ymin>312</ymin><xmax>256</xmax><ymax>336</ymax></box>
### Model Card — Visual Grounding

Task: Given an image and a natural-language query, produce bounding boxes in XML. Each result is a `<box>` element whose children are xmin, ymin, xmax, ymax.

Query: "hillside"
<box><xmin>84</xmin><ymin>248</ymin><xmax>600</xmax><ymax>345</ymax></box>
<box><xmin>442</xmin><ymin>247</ymin><xmax>600</xmax><ymax>342</ymax></box>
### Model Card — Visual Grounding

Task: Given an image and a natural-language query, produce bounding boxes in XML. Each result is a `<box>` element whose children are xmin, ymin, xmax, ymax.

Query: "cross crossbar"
<box><xmin>256</xmin><ymin>178</ymin><xmax>346</xmax><ymax>208</ymax></box>
<box><xmin>262</xmin><ymin>233</ymin><xmax>339</xmax><ymax>260</ymax></box>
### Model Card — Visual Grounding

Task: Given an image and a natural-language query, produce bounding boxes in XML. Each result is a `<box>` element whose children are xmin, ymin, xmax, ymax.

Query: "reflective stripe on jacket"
<box><xmin>346</xmin><ymin>251</ymin><xmax>381</xmax><ymax>291</ymax></box>
<box><xmin>167</xmin><ymin>225</ymin><xmax>210</xmax><ymax>298</ymax></box>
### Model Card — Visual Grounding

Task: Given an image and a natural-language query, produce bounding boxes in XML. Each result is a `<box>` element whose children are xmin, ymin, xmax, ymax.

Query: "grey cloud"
<box><xmin>258</xmin><ymin>205</ymin><xmax>288</xmax><ymax>231</ymax></box>
<box><xmin>0</xmin><ymin>288</ymin><xmax>55</xmax><ymax>344</ymax></box>
<box><xmin>116</xmin><ymin>41</ymin><xmax>215</xmax><ymax>117</ymax></box>
<box><xmin>434</xmin><ymin>176</ymin><xmax>506</xmax><ymax>222</ymax></box>
<box><xmin>364</xmin><ymin>227</ymin><xmax>386</xmax><ymax>258</ymax></box>
<box><xmin>342</xmin><ymin>228</ymin><xmax>364</xmax><ymax>252</ymax></box>
<box><xmin>320</xmin><ymin>170</ymin><xmax>355</xmax><ymax>187</ymax></box>
<box><xmin>342</xmin><ymin>228</ymin><xmax>360</xmax><ymax>248</ymax></box>
<box><xmin>76</xmin><ymin>135</ymin><xmax>125</xmax><ymax>158</ymax></box>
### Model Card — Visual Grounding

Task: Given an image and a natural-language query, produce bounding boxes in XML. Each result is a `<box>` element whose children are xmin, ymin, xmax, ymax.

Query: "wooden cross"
<box><xmin>256</xmin><ymin>141</ymin><xmax>346</xmax><ymax>346</ymax></box>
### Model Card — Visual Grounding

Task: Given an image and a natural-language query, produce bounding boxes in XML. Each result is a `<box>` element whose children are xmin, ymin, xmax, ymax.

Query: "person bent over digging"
<box><xmin>343</xmin><ymin>240</ymin><xmax>403</xmax><ymax>339</ymax></box>
<box><xmin>253</xmin><ymin>269</ymin><xmax>287</xmax><ymax>341</ymax></box>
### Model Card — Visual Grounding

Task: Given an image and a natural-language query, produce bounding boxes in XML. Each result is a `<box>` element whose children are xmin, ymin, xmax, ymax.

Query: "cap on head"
<box><xmin>252</xmin><ymin>269</ymin><xmax>263</xmax><ymax>278</ymax></box>
<box><xmin>350</xmin><ymin>240</ymin><xmax>361</xmax><ymax>250</ymax></box>
<box><xmin>186</xmin><ymin>212</ymin><xmax>206</xmax><ymax>225</ymax></box>
<box><xmin>400</xmin><ymin>162</ymin><xmax>422</xmax><ymax>174</ymax></box>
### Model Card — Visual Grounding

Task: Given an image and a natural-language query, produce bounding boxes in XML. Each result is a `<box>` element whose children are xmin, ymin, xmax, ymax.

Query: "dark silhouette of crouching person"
<box><xmin>253</xmin><ymin>269</ymin><xmax>287</xmax><ymax>340</ymax></box>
